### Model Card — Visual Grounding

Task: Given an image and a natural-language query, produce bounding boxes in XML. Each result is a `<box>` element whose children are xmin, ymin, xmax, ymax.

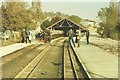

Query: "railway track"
<box><xmin>63</xmin><ymin>40</ymin><xmax>91</xmax><ymax>80</ymax></box>
<box><xmin>2</xmin><ymin>37</ymin><xmax>91</xmax><ymax>79</ymax></box>
<box><xmin>2</xmin><ymin>44</ymin><xmax>43</xmax><ymax>78</ymax></box>
<box><xmin>5</xmin><ymin>37</ymin><xmax>65</xmax><ymax>79</ymax></box>
<box><xmin>2</xmin><ymin>44</ymin><xmax>39</xmax><ymax>65</ymax></box>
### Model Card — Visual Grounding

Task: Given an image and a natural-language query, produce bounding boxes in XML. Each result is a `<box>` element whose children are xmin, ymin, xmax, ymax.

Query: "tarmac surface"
<box><xmin>74</xmin><ymin>37</ymin><xmax>118</xmax><ymax>78</ymax></box>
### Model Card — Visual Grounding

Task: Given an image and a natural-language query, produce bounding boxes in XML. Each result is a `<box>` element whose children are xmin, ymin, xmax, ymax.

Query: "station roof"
<box><xmin>46</xmin><ymin>18</ymin><xmax>88</xmax><ymax>32</ymax></box>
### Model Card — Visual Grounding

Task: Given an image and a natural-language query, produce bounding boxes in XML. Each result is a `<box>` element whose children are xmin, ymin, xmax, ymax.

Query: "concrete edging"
<box><xmin>70</xmin><ymin>41</ymin><xmax>92</xmax><ymax>79</ymax></box>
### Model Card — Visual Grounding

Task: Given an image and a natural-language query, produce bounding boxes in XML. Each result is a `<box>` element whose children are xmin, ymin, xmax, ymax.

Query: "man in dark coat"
<box><xmin>21</xmin><ymin>29</ymin><xmax>26</xmax><ymax>43</ymax></box>
<box><xmin>86</xmin><ymin>30</ymin><xmax>90</xmax><ymax>44</ymax></box>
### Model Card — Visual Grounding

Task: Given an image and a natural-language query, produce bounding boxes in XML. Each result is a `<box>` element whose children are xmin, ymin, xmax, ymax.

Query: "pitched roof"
<box><xmin>46</xmin><ymin>18</ymin><xmax>88</xmax><ymax>31</ymax></box>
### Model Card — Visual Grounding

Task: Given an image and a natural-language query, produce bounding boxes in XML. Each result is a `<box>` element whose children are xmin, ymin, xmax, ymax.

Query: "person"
<box><xmin>42</xmin><ymin>32</ymin><xmax>45</xmax><ymax>40</ymax></box>
<box><xmin>25</xmin><ymin>28</ymin><xmax>31</xmax><ymax>43</ymax></box>
<box><xmin>29</xmin><ymin>30</ymin><xmax>32</xmax><ymax>42</ymax></box>
<box><xmin>67</xmin><ymin>29</ymin><xmax>75</xmax><ymax>47</ymax></box>
<box><xmin>31</xmin><ymin>30</ymin><xmax>36</xmax><ymax>42</ymax></box>
<box><xmin>21</xmin><ymin>29</ymin><xmax>26</xmax><ymax>43</ymax></box>
<box><xmin>76</xmin><ymin>28</ymin><xmax>81</xmax><ymax>47</ymax></box>
<box><xmin>86</xmin><ymin>30</ymin><xmax>90</xmax><ymax>44</ymax></box>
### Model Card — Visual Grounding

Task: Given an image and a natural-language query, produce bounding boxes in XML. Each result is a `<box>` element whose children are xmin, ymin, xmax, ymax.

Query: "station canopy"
<box><xmin>46</xmin><ymin>18</ymin><xmax>88</xmax><ymax>32</ymax></box>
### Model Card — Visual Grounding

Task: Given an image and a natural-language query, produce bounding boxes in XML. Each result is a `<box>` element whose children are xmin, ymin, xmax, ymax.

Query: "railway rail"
<box><xmin>63</xmin><ymin>40</ymin><xmax>91</xmax><ymax>80</ymax></box>
<box><xmin>2</xmin><ymin>44</ymin><xmax>43</xmax><ymax>78</ymax></box>
<box><xmin>2</xmin><ymin>37</ymin><xmax>91</xmax><ymax>80</ymax></box>
<box><xmin>2</xmin><ymin>44</ymin><xmax>39</xmax><ymax>65</ymax></box>
<box><xmin>4</xmin><ymin>37</ymin><xmax>65</xmax><ymax>79</ymax></box>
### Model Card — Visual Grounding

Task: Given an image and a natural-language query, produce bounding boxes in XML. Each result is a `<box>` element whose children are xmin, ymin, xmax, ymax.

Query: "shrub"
<box><xmin>109</xmin><ymin>28</ymin><xmax>118</xmax><ymax>40</ymax></box>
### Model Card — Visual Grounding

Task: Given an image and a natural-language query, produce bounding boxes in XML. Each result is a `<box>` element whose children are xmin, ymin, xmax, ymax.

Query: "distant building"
<box><xmin>80</xmin><ymin>19</ymin><xmax>97</xmax><ymax>28</ymax></box>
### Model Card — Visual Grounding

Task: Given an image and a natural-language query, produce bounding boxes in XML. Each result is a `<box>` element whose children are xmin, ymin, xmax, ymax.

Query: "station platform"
<box><xmin>74</xmin><ymin>37</ymin><xmax>118</xmax><ymax>78</ymax></box>
<box><xmin>0</xmin><ymin>39</ymin><xmax>45</xmax><ymax>57</ymax></box>
<box><xmin>0</xmin><ymin>43</ymin><xmax>31</xmax><ymax>57</ymax></box>
<box><xmin>0</xmin><ymin>37</ymin><xmax>64</xmax><ymax>57</ymax></box>
<box><xmin>0</xmin><ymin>37</ymin><xmax>118</xmax><ymax>78</ymax></box>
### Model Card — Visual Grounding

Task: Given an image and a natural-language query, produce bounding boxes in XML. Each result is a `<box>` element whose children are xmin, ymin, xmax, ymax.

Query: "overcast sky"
<box><xmin>0</xmin><ymin>0</ymin><xmax>112</xmax><ymax>21</ymax></box>
<box><xmin>41</xmin><ymin>1</ymin><xmax>109</xmax><ymax>21</ymax></box>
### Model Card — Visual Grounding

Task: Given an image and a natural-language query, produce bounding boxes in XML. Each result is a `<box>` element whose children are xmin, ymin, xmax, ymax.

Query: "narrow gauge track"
<box><xmin>2</xmin><ymin>44</ymin><xmax>42</xmax><ymax>78</ymax></box>
<box><xmin>63</xmin><ymin>40</ymin><xmax>91</xmax><ymax>80</ymax></box>
<box><xmin>2</xmin><ymin>37</ymin><xmax>90</xmax><ymax>80</ymax></box>
<box><xmin>9</xmin><ymin>37</ymin><xmax>65</xmax><ymax>80</ymax></box>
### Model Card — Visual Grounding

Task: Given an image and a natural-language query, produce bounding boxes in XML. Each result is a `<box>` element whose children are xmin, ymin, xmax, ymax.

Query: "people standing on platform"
<box><xmin>86</xmin><ymin>30</ymin><xmax>90</xmax><ymax>45</ymax></box>
<box><xmin>76</xmin><ymin>28</ymin><xmax>81</xmax><ymax>47</ymax></box>
<box><xmin>21</xmin><ymin>29</ymin><xmax>26</xmax><ymax>43</ymax></box>
<box><xmin>28</xmin><ymin>30</ymin><xmax>31</xmax><ymax>42</ymax></box>
<box><xmin>25</xmin><ymin>28</ymin><xmax>31</xmax><ymax>43</ymax></box>
<box><xmin>30</xmin><ymin>30</ymin><xmax>35</xmax><ymax>43</ymax></box>
<box><xmin>42</xmin><ymin>32</ymin><xmax>45</xmax><ymax>41</ymax></box>
<box><xmin>67</xmin><ymin>29</ymin><xmax>75</xmax><ymax>47</ymax></box>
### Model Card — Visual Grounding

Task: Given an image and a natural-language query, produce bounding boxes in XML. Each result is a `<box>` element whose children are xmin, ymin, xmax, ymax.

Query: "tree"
<box><xmin>41</xmin><ymin>19</ymin><xmax>52</xmax><ymax>30</ymax></box>
<box><xmin>2</xmin><ymin>1</ymin><xmax>43</xmax><ymax>30</ymax></box>
<box><xmin>2</xmin><ymin>2</ymin><xmax>26</xmax><ymax>30</ymax></box>
<box><xmin>97</xmin><ymin>1</ymin><xmax>118</xmax><ymax>39</ymax></box>
<box><xmin>1</xmin><ymin>1</ymin><xmax>43</xmax><ymax>43</ymax></box>
<box><xmin>51</xmin><ymin>16</ymin><xmax>61</xmax><ymax>24</ymax></box>
<box><xmin>40</xmin><ymin>16</ymin><xmax>62</xmax><ymax>30</ymax></box>
<box><xmin>31</xmin><ymin>1</ymin><xmax>44</xmax><ymax>21</ymax></box>
<box><xmin>68</xmin><ymin>15</ymin><xmax>81</xmax><ymax>25</ymax></box>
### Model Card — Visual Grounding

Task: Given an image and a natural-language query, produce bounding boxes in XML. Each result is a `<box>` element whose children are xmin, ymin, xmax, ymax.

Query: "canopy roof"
<box><xmin>46</xmin><ymin>18</ymin><xmax>88</xmax><ymax>32</ymax></box>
